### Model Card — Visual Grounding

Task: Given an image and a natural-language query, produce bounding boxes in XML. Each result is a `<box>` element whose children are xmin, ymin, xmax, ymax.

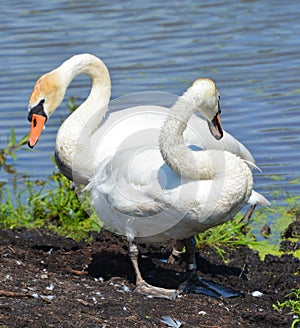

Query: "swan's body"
<box><xmin>27</xmin><ymin>54</ymin><xmax>269</xmax><ymax>299</ymax></box>
<box><xmin>89</xmin><ymin>124</ymin><xmax>253</xmax><ymax>243</ymax></box>
<box><xmin>92</xmin><ymin>150</ymin><xmax>252</xmax><ymax>243</ymax></box>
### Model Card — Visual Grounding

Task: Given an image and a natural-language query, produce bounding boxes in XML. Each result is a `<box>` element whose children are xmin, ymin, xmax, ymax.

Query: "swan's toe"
<box><xmin>179</xmin><ymin>276</ymin><xmax>243</xmax><ymax>298</ymax></box>
<box><xmin>167</xmin><ymin>253</ymin><xmax>179</xmax><ymax>264</ymax></box>
<box><xmin>134</xmin><ymin>280</ymin><xmax>179</xmax><ymax>300</ymax></box>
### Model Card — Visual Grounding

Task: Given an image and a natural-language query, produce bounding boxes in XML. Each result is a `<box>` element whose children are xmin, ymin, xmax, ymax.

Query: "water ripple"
<box><xmin>0</xmin><ymin>0</ymin><xmax>299</xmax><ymax>200</ymax></box>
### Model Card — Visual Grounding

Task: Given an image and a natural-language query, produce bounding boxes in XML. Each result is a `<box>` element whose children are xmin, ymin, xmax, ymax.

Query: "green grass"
<box><xmin>0</xmin><ymin>170</ymin><xmax>101</xmax><ymax>240</ymax></box>
<box><xmin>195</xmin><ymin>215</ymin><xmax>256</xmax><ymax>263</ymax></box>
<box><xmin>194</xmin><ymin>195</ymin><xmax>300</xmax><ymax>262</ymax></box>
<box><xmin>273</xmin><ymin>289</ymin><xmax>300</xmax><ymax>328</ymax></box>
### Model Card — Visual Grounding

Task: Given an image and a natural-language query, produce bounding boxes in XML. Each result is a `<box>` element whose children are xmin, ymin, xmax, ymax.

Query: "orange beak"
<box><xmin>28</xmin><ymin>113</ymin><xmax>47</xmax><ymax>148</ymax></box>
<box><xmin>208</xmin><ymin>112</ymin><xmax>223</xmax><ymax>140</ymax></box>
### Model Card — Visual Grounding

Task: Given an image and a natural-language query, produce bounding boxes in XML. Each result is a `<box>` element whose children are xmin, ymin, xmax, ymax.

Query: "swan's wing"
<box><xmin>184</xmin><ymin>115</ymin><xmax>255</xmax><ymax>163</ymax></box>
<box><xmin>91</xmin><ymin>105</ymin><xmax>166</xmax><ymax>168</ymax></box>
<box><xmin>91</xmin><ymin>105</ymin><xmax>255</xmax><ymax>172</ymax></box>
<box><xmin>89</xmin><ymin>147</ymin><xmax>177</xmax><ymax>216</ymax></box>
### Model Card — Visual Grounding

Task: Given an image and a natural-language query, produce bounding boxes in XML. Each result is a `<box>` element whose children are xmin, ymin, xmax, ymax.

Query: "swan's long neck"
<box><xmin>159</xmin><ymin>88</ymin><xmax>214</xmax><ymax>180</ymax></box>
<box><xmin>54</xmin><ymin>54</ymin><xmax>111</xmax><ymax>184</ymax></box>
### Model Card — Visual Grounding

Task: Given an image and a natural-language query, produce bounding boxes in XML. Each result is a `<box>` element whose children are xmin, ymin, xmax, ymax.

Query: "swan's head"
<box><xmin>27</xmin><ymin>71</ymin><xmax>65</xmax><ymax>148</ymax></box>
<box><xmin>191</xmin><ymin>78</ymin><xmax>223</xmax><ymax>140</ymax></box>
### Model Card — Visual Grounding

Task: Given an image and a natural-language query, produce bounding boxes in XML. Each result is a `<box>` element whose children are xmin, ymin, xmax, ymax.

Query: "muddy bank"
<box><xmin>0</xmin><ymin>228</ymin><xmax>299</xmax><ymax>327</ymax></box>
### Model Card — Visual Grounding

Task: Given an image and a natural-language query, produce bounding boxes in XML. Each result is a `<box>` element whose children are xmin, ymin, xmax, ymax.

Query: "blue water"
<box><xmin>0</xmin><ymin>0</ymin><xmax>299</xmax><ymax>208</ymax></box>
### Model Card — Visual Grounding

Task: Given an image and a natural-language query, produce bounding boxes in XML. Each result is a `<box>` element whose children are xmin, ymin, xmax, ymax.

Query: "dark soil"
<box><xmin>0</xmin><ymin>228</ymin><xmax>299</xmax><ymax>327</ymax></box>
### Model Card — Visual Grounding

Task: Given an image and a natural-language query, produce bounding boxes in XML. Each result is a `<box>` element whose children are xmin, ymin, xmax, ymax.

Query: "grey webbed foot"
<box><xmin>175</xmin><ymin>237</ymin><xmax>243</xmax><ymax>298</ymax></box>
<box><xmin>178</xmin><ymin>273</ymin><xmax>243</xmax><ymax>298</ymax></box>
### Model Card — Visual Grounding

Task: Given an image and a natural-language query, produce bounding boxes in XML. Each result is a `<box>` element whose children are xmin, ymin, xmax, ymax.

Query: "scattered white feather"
<box><xmin>160</xmin><ymin>316</ymin><xmax>183</xmax><ymax>327</ymax></box>
<box><xmin>41</xmin><ymin>295</ymin><xmax>55</xmax><ymax>301</ymax></box>
<box><xmin>94</xmin><ymin>277</ymin><xmax>104</xmax><ymax>282</ymax></box>
<box><xmin>198</xmin><ymin>310</ymin><xmax>207</xmax><ymax>315</ymax></box>
<box><xmin>252</xmin><ymin>290</ymin><xmax>264</xmax><ymax>297</ymax></box>
<box><xmin>5</xmin><ymin>274</ymin><xmax>12</xmax><ymax>281</ymax></box>
<box><xmin>122</xmin><ymin>285</ymin><xmax>130</xmax><ymax>292</ymax></box>
<box><xmin>46</xmin><ymin>283</ymin><xmax>54</xmax><ymax>291</ymax></box>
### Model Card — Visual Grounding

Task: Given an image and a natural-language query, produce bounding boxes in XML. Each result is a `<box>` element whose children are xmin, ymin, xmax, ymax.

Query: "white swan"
<box><xmin>27</xmin><ymin>54</ymin><xmax>269</xmax><ymax>299</ymax></box>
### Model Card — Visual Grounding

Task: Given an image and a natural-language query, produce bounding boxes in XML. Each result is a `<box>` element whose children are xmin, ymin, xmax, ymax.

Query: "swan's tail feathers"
<box><xmin>243</xmin><ymin>160</ymin><xmax>262</xmax><ymax>172</ymax></box>
<box><xmin>248</xmin><ymin>190</ymin><xmax>270</xmax><ymax>206</ymax></box>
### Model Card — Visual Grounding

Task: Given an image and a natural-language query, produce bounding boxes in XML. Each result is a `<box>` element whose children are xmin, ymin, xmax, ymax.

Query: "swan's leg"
<box><xmin>128</xmin><ymin>241</ymin><xmax>179</xmax><ymax>300</ymax></box>
<box><xmin>167</xmin><ymin>240</ymin><xmax>185</xmax><ymax>264</ymax></box>
<box><xmin>241</xmin><ymin>204</ymin><xmax>257</xmax><ymax>222</ymax></box>
<box><xmin>178</xmin><ymin>237</ymin><xmax>243</xmax><ymax>298</ymax></box>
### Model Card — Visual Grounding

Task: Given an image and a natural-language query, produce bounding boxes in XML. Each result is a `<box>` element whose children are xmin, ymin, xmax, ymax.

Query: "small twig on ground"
<box><xmin>69</xmin><ymin>268</ymin><xmax>88</xmax><ymax>275</ymax></box>
<box><xmin>0</xmin><ymin>290</ymin><xmax>32</xmax><ymax>298</ymax></box>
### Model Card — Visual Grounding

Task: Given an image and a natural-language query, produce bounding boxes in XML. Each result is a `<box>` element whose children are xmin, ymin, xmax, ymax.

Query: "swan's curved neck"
<box><xmin>159</xmin><ymin>89</ymin><xmax>214</xmax><ymax>180</ymax></box>
<box><xmin>54</xmin><ymin>54</ymin><xmax>111</xmax><ymax>183</ymax></box>
<box><xmin>58</xmin><ymin>54</ymin><xmax>111</xmax><ymax>127</ymax></box>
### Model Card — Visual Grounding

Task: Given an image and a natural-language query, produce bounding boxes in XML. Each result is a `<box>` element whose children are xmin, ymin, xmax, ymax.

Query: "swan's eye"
<box><xmin>27</xmin><ymin>98</ymin><xmax>48</xmax><ymax>123</ymax></box>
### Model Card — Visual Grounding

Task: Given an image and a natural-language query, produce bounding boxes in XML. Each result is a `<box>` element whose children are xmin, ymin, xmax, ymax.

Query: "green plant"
<box><xmin>0</xmin><ymin>128</ymin><xmax>29</xmax><ymax>173</ymax></box>
<box><xmin>273</xmin><ymin>289</ymin><xmax>300</xmax><ymax>328</ymax></box>
<box><xmin>248</xmin><ymin>195</ymin><xmax>300</xmax><ymax>260</ymax></box>
<box><xmin>0</xmin><ymin>170</ymin><xmax>101</xmax><ymax>240</ymax></box>
<box><xmin>41</xmin><ymin>171</ymin><xmax>101</xmax><ymax>239</ymax></box>
<box><xmin>66</xmin><ymin>96</ymin><xmax>79</xmax><ymax>113</ymax></box>
<box><xmin>195</xmin><ymin>215</ymin><xmax>256</xmax><ymax>262</ymax></box>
